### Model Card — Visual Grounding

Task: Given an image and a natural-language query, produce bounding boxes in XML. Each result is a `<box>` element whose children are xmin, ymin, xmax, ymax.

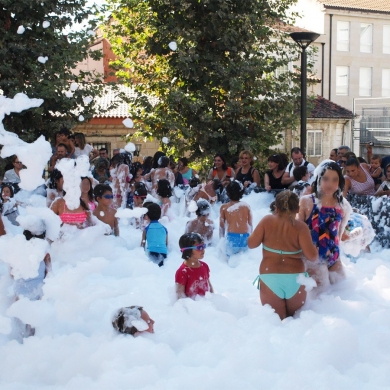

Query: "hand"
<box><xmin>265</xmin><ymin>185</ymin><xmax>271</xmax><ymax>191</ymax></box>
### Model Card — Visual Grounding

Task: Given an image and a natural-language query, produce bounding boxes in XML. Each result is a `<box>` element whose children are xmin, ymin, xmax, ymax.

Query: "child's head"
<box><xmin>196</xmin><ymin>199</ymin><xmax>211</xmax><ymax>217</ymax></box>
<box><xmin>112</xmin><ymin>306</ymin><xmax>154</xmax><ymax>336</ymax></box>
<box><xmin>275</xmin><ymin>190</ymin><xmax>299</xmax><ymax>214</ymax></box>
<box><xmin>23</xmin><ymin>230</ymin><xmax>46</xmax><ymax>241</ymax></box>
<box><xmin>226</xmin><ymin>180</ymin><xmax>244</xmax><ymax>201</ymax></box>
<box><xmin>179</xmin><ymin>232</ymin><xmax>204</xmax><ymax>260</ymax></box>
<box><xmin>131</xmin><ymin>162</ymin><xmax>143</xmax><ymax>178</ymax></box>
<box><xmin>293</xmin><ymin>166</ymin><xmax>309</xmax><ymax>182</ymax></box>
<box><xmin>370</xmin><ymin>155</ymin><xmax>382</xmax><ymax>168</ymax></box>
<box><xmin>94</xmin><ymin>184</ymin><xmax>113</xmax><ymax>203</ymax></box>
<box><xmin>157</xmin><ymin>156</ymin><xmax>170</xmax><ymax>168</ymax></box>
<box><xmin>48</xmin><ymin>169</ymin><xmax>64</xmax><ymax>190</ymax></box>
<box><xmin>1</xmin><ymin>184</ymin><xmax>14</xmax><ymax>201</ymax></box>
<box><xmin>81</xmin><ymin>176</ymin><xmax>94</xmax><ymax>201</ymax></box>
<box><xmin>146</xmin><ymin>203</ymin><xmax>161</xmax><ymax>221</ymax></box>
<box><xmin>157</xmin><ymin>179</ymin><xmax>172</xmax><ymax>198</ymax></box>
<box><xmin>134</xmin><ymin>182</ymin><xmax>148</xmax><ymax>206</ymax></box>
<box><xmin>189</xmin><ymin>177</ymin><xmax>200</xmax><ymax>188</ymax></box>
<box><xmin>311</xmin><ymin>160</ymin><xmax>344</xmax><ymax>200</ymax></box>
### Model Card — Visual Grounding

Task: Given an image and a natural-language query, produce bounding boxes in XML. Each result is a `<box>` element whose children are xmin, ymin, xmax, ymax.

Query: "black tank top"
<box><xmin>236</xmin><ymin>167</ymin><xmax>255</xmax><ymax>184</ymax></box>
<box><xmin>267</xmin><ymin>169</ymin><xmax>286</xmax><ymax>189</ymax></box>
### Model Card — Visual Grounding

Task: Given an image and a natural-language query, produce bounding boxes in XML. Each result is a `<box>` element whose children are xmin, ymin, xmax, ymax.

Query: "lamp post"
<box><xmin>290</xmin><ymin>31</ymin><xmax>320</xmax><ymax>155</ymax></box>
<box><xmin>134</xmin><ymin>143</ymin><xmax>142</xmax><ymax>157</ymax></box>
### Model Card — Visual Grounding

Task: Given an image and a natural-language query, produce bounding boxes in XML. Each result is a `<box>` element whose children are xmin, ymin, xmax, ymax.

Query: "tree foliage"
<box><xmin>0</xmin><ymin>0</ymin><xmax>105</xmax><ymax>140</ymax></box>
<box><xmin>106</xmin><ymin>0</ymin><xmax>303</xmax><ymax>160</ymax></box>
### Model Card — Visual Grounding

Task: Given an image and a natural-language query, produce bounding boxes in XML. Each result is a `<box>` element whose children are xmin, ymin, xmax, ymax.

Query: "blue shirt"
<box><xmin>145</xmin><ymin>220</ymin><xmax>168</xmax><ymax>254</ymax></box>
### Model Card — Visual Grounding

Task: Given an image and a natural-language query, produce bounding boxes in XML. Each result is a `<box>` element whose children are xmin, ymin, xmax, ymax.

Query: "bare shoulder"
<box><xmin>293</xmin><ymin>219</ymin><xmax>310</xmax><ymax>231</ymax></box>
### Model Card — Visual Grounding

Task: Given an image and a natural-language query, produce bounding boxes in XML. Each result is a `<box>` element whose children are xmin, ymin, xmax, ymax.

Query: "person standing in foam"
<box><xmin>297</xmin><ymin>160</ymin><xmax>352</xmax><ymax>288</ymax></box>
<box><xmin>176</xmin><ymin>233</ymin><xmax>213</xmax><ymax>299</ymax></box>
<box><xmin>219</xmin><ymin>181</ymin><xmax>253</xmax><ymax>256</ymax></box>
<box><xmin>185</xmin><ymin>199</ymin><xmax>214</xmax><ymax>245</ymax></box>
<box><xmin>248</xmin><ymin>191</ymin><xmax>318</xmax><ymax>320</ymax></box>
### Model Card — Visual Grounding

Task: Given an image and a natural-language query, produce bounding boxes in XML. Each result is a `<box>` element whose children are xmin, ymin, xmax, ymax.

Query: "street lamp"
<box><xmin>290</xmin><ymin>31</ymin><xmax>320</xmax><ymax>155</ymax></box>
<box><xmin>134</xmin><ymin>143</ymin><xmax>142</xmax><ymax>157</ymax></box>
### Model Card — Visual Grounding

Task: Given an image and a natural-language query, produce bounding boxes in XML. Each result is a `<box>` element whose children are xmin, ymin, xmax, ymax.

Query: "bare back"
<box><xmin>220</xmin><ymin>201</ymin><xmax>252</xmax><ymax>236</ymax></box>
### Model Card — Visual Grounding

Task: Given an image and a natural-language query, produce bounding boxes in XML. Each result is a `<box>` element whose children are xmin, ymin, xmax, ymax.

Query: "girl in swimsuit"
<box><xmin>50</xmin><ymin>196</ymin><xmax>91</xmax><ymax>229</ymax></box>
<box><xmin>298</xmin><ymin>160</ymin><xmax>352</xmax><ymax>288</ymax></box>
<box><xmin>80</xmin><ymin>177</ymin><xmax>96</xmax><ymax>211</ymax></box>
<box><xmin>248</xmin><ymin>191</ymin><xmax>317</xmax><ymax>320</ymax></box>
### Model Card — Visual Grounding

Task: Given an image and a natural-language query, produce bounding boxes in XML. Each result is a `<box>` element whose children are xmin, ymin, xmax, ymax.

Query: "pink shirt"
<box><xmin>175</xmin><ymin>261</ymin><xmax>211</xmax><ymax>298</ymax></box>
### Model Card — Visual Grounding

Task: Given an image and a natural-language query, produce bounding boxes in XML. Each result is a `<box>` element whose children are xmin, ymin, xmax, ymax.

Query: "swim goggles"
<box><xmin>180</xmin><ymin>243</ymin><xmax>206</xmax><ymax>252</ymax></box>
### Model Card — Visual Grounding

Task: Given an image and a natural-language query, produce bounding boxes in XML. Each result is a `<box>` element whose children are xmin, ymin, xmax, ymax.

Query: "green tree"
<box><xmin>106</xmin><ymin>0</ymin><xmax>303</xmax><ymax>161</ymax></box>
<box><xmin>0</xmin><ymin>0</ymin><xmax>105</xmax><ymax>141</ymax></box>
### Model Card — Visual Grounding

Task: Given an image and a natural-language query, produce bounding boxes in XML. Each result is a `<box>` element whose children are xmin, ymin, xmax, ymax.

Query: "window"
<box><xmin>384</xmin><ymin>25</ymin><xmax>390</xmax><ymax>54</ymax></box>
<box><xmin>360</xmin><ymin>24</ymin><xmax>373</xmax><ymax>53</ymax></box>
<box><xmin>336</xmin><ymin>66</ymin><xmax>349</xmax><ymax>95</ymax></box>
<box><xmin>307</xmin><ymin>131</ymin><xmax>322</xmax><ymax>156</ymax></box>
<box><xmin>91</xmin><ymin>142</ymin><xmax>111</xmax><ymax>156</ymax></box>
<box><xmin>275</xmin><ymin>63</ymin><xmax>289</xmax><ymax>78</ymax></box>
<box><xmin>337</xmin><ymin>21</ymin><xmax>350</xmax><ymax>51</ymax></box>
<box><xmin>359</xmin><ymin>67</ymin><xmax>372</xmax><ymax>96</ymax></box>
<box><xmin>383</xmin><ymin>69</ymin><xmax>390</xmax><ymax>97</ymax></box>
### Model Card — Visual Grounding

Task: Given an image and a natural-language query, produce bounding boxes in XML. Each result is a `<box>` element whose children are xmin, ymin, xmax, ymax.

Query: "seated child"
<box><xmin>219</xmin><ymin>181</ymin><xmax>252</xmax><ymax>256</ymax></box>
<box><xmin>175</xmin><ymin>233</ymin><xmax>213</xmax><ymax>299</ymax></box>
<box><xmin>156</xmin><ymin>179</ymin><xmax>172</xmax><ymax>217</ymax></box>
<box><xmin>291</xmin><ymin>166</ymin><xmax>311</xmax><ymax>197</ymax></box>
<box><xmin>112</xmin><ymin>305</ymin><xmax>154</xmax><ymax>335</ymax></box>
<box><xmin>369</xmin><ymin>155</ymin><xmax>384</xmax><ymax>190</ymax></box>
<box><xmin>93</xmin><ymin>184</ymin><xmax>119</xmax><ymax>236</ymax></box>
<box><xmin>1</xmin><ymin>184</ymin><xmax>19</xmax><ymax>226</ymax></box>
<box><xmin>141</xmin><ymin>203</ymin><xmax>168</xmax><ymax>266</ymax></box>
<box><xmin>185</xmin><ymin>199</ymin><xmax>214</xmax><ymax>244</ymax></box>
<box><xmin>375</xmin><ymin>163</ymin><xmax>390</xmax><ymax>197</ymax></box>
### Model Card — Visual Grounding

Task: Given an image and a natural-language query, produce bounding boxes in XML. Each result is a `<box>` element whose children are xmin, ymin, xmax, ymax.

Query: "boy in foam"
<box><xmin>185</xmin><ymin>199</ymin><xmax>214</xmax><ymax>244</ymax></box>
<box><xmin>112</xmin><ymin>306</ymin><xmax>154</xmax><ymax>336</ymax></box>
<box><xmin>141</xmin><ymin>203</ymin><xmax>168</xmax><ymax>267</ymax></box>
<box><xmin>219</xmin><ymin>181</ymin><xmax>253</xmax><ymax>256</ymax></box>
<box><xmin>291</xmin><ymin>166</ymin><xmax>311</xmax><ymax>198</ymax></box>
<box><xmin>93</xmin><ymin>184</ymin><xmax>119</xmax><ymax>236</ymax></box>
<box><xmin>176</xmin><ymin>233</ymin><xmax>213</xmax><ymax>299</ymax></box>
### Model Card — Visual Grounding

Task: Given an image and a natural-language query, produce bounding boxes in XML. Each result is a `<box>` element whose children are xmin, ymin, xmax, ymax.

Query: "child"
<box><xmin>375</xmin><ymin>163</ymin><xmax>390</xmax><ymax>197</ymax></box>
<box><xmin>176</xmin><ymin>233</ymin><xmax>213</xmax><ymax>299</ymax></box>
<box><xmin>219</xmin><ymin>181</ymin><xmax>253</xmax><ymax>256</ymax></box>
<box><xmin>1</xmin><ymin>184</ymin><xmax>19</xmax><ymax>225</ymax></box>
<box><xmin>369</xmin><ymin>155</ymin><xmax>384</xmax><ymax>190</ymax></box>
<box><xmin>133</xmin><ymin>182</ymin><xmax>148</xmax><ymax>208</ymax></box>
<box><xmin>291</xmin><ymin>166</ymin><xmax>311</xmax><ymax>197</ymax></box>
<box><xmin>298</xmin><ymin>160</ymin><xmax>352</xmax><ymax>287</ymax></box>
<box><xmin>93</xmin><ymin>184</ymin><xmax>119</xmax><ymax>236</ymax></box>
<box><xmin>112</xmin><ymin>306</ymin><xmax>154</xmax><ymax>336</ymax></box>
<box><xmin>156</xmin><ymin>179</ymin><xmax>172</xmax><ymax>217</ymax></box>
<box><xmin>185</xmin><ymin>199</ymin><xmax>214</xmax><ymax>244</ymax></box>
<box><xmin>141</xmin><ymin>203</ymin><xmax>168</xmax><ymax>266</ymax></box>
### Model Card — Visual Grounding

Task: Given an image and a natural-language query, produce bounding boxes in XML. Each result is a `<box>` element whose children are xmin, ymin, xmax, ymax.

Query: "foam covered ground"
<box><xmin>1</xmin><ymin>191</ymin><xmax>390</xmax><ymax>390</ymax></box>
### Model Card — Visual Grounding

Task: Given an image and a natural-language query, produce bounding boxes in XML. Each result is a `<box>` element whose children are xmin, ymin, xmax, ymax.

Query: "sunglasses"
<box><xmin>102</xmin><ymin>194</ymin><xmax>114</xmax><ymax>199</ymax></box>
<box><xmin>180</xmin><ymin>243</ymin><xmax>206</xmax><ymax>252</ymax></box>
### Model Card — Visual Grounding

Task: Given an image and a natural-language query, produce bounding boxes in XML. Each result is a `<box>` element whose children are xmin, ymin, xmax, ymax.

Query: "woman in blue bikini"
<box><xmin>248</xmin><ymin>191</ymin><xmax>317</xmax><ymax>320</ymax></box>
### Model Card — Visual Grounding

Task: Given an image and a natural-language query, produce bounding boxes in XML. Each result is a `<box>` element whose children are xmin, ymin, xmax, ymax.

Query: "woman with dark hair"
<box><xmin>151</xmin><ymin>151</ymin><xmax>166</xmax><ymax>169</ymax></box>
<box><xmin>264</xmin><ymin>154</ymin><xmax>288</xmax><ymax>191</ymax></box>
<box><xmin>3</xmin><ymin>155</ymin><xmax>23</xmax><ymax>185</ymax></box>
<box><xmin>248</xmin><ymin>191</ymin><xmax>317</xmax><ymax>320</ymax></box>
<box><xmin>142</xmin><ymin>156</ymin><xmax>153</xmax><ymax>175</ymax></box>
<box><xmin>46</xmin><ymin>169</ymin><xmax>64</xmax><ymax>207</ymax></box>
<box><xmin>144</xmin><ymin>155</ymin><xmax>175</xmax><ymax>196</ymax></box>
<box><xmin>343</xmin><ymin>157</ymin><xmax>376</xmax><ymax>196</ymax></box>
<box><xmin>207</xmin><ymin>154</ymin><xmax>235</xmax><ymax>186</ymax></box>
<box><xmin>231</xmin><ymin>156</ymin><xmax>241</xmax><ymax>172</ymax></box>
<box><xmin>298</xmin><ymin>160</ymin><xmax>352</xmax><ymax>288</ymax></box>
<box><xmin>178</xmin><ymin>157</ymin><xmax>197</xmax><ymax>185</ymax></box>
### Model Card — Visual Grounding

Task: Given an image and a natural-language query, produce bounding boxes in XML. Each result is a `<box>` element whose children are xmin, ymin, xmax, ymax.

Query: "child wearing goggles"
<box><xmin>175</xmin><ymin>233</ymin><xmax>213</xmax><ymax>299</ymax></box>
<box><xmin>93</xmin><ymin>184</ymin><xmax>119</xmax><ymax>236</ymax></box>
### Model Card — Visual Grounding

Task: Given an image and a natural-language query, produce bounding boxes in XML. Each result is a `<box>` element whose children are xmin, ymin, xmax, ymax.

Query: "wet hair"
<box><xmin>345</xmin><ymin>157</ymin><xmax>360</xmax><ymax>168</ymax></box>
<box><xmin>311</xmin><ymin>161</ymin><xmax>345</xmax><ymax>202</ymax></box>
<box><xmin>275</xmin><ymin>190</ymin><xmax>299</xmax><ymax>214</ymax></box>
<box><xmin>142</xmin><ymin>156</ymin><xmax>153</xmax><ymax>171</ymax></box>
<box><xmin>212</xmin><ymin>179</ymin><xmax>223</xmax><ymax>193</ymax></box>
<box><xmin>179</xmin><ymin>232</ymin><xmax>203</xmax><ymax>260</ymax></box>
<box><xmin>23</xmin><ymin>230</ymin><xmax>46</xmax><ymax>241</ymax></box>
<box><xmin>112</xmin><ymin>306</ymin><xmax>143</xmax><ymax>336</ymax></box>
<box><xmin>357</xmin><ymin>157</ymin><xmax>367</xmax><ymax>164</ymax></box>
<box><xmin>94</xmin><ymin>184</ymin><xmax>112</xmax><ymax>200</ymax></box>
<box><xmin>226</xmin><ymin>180</ymin><xmax>244</xmax><ymax>201</ymax></box>
<box><xmin>239</xmin><ymin>150</ymin><xmax>254</xmax><ymax>166</ymax></box>
<box><xmin>157</xmin><ymin>156</ymin><xmax>170</xmax><ymax>168</ymax></box>
<box><xmin>131</xmin><ymin>161</ymin><xmax>143</xmax><ymax>178</ymax></box>
<box><xmin>152</xmin><ymin>151</ymin><xmax>166</xmax><ymax>169</ymax></box>
<box><xmin>111</xmin><ymin>152</ymin><xmax>132</xmax><ymax>167</ymax></box>
<box><xmin>371</xmin><ymin>155</ymin><xmax>382</xmax><ymax>163</ymax></box>
<box><xmin>196</xmin><ymin>199</ymin><xmax>211</xmax><ymax>217</ymax></box>
<box><xmin>157</xmin><ymin>179</ymin><xmax>172</xmax><ymax>198</ymax></box>
<box><xmin>134</xmin><ymin>182</ymin><xmax>148</xmax><ymax>197</ymax></box>
<box><xmin>81</xmin><ymin>176</ymin><xmax>94</xmax><ymax>202</ymax></box>
<box><xmin>189</xmin><ymin>177</ymin><xmax>201</xmax><ymax>188</ymax></box>
<box><xmin>1</xmin><ymin>183</ymin><xmax>15</xmax><ymax>199</ymax></box>
<box><xmin>146</xmin><ymin>203</ymin><xmax>161</xmax><ymax>221</ymax></box>
<box><xmin>142</xmin><ymin>201</ymin><xmax>154</xmax><ymax>208</ymax></box>
<box><xmin>267</xmin><ymin>153</ymin><xmax>284</xmax><ymax>171</ymax></box>
<box><xmin>48</xmin><ymin>169</ymin><xmax>63</xmax><ymax>190</ymax></box>
<box><xmin>279</xmin><ymin>153</ymin><xmax>288</xmax><ymax>170</ymax></box>
<box><xmin>75</xmin><ymin>132</ymin><xmax>86</xmax><ymax>149</ymax></box>
<box><xmin>293</xmin><ymin>166</ymin><xmax>308</xmax><ymax>181</ymax></box>
<box><xmin>213</xmin><ymin>154</ymin><xmax>228</xmax><ymax>171</ymax></box>
<box><xmin>331</xmin><ymin>148</ymin><xmax>338</xmax><ymax>155</ymax></box>
<box><xmin>179</xmin><ymin>157</ymin><xmax>188</xmax><ymax>167</ymax></box>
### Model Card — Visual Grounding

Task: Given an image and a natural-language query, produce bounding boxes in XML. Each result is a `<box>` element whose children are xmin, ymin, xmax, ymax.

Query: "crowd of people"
<box><xmin>0</xmin><ymin>128</ymin><xmax>384</xmax><ymax>335</ymax></box>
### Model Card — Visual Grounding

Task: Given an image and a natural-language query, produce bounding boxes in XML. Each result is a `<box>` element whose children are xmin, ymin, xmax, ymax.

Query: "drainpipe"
<box><xmin>321</xmin><ymin>43</ymin><xmax>325</xmax><ymax>97</ymax></box>
<box><xmin>329</xmin><ymin>14</ymin><xmax>333</xmax><ymax>101</ymax></box>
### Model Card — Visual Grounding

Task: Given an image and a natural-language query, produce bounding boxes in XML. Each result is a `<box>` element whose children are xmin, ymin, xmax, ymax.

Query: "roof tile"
<box><xmin>309</xmin><ymin>95</ymin><xmax>354</xmax><ymax>118</ymax></box>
